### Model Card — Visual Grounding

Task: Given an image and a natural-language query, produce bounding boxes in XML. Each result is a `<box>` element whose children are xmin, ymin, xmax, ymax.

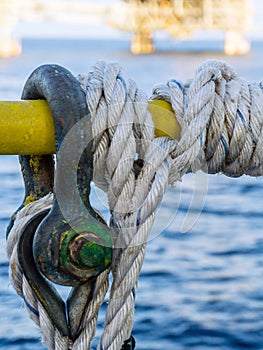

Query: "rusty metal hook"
<box><xmin>20</xmin><ymin>64</ymin><xmax>112</xmax><ymax>287</ymax></box>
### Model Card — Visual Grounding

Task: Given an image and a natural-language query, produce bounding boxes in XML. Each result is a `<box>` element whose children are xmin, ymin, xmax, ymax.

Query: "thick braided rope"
<box><xmin>6</xmin><ymin>195</ymin><xmax>72</xmax><ymax>350</ymax></box>
<box><xmin>79</xmin><ymin>59</ymin><xmax>263</xmax><ymax>349</ymax></box>
<box><xmin>6</xmin><ymin>59</ymin><xmax>263</xmax><ymax>350</ymax></box>
<box><xmin>78</xmin><ymin>61</ymin><xmax>170</xmax><ymax>349</ymax></box>
<box><xmin>152</xmin><ymin>59</ymin><xmax>263</xmax><ymax>181</ymax></box>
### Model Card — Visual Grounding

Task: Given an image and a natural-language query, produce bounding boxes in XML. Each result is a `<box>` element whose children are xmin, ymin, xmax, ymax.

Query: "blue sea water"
<box><xmin>1</xmin><ymin>37</ymin><xmax>263</xmax><ymax>350</ymax></box>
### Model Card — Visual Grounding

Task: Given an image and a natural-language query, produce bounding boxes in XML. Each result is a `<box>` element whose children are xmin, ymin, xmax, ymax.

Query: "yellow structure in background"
<box><xmin>110</xmin><ymin>0</ymin><xmax>252</xmax><ymax>54</ymax></box>
<box><xmin>0</xmin><ymin>0</ymin><xmax>253</xmax><ymax>57</ymax></box>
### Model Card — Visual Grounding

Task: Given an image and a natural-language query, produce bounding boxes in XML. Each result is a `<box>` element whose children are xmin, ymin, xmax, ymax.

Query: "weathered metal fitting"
<box><xmin>68</xmin><ymin>233</ymin><xmax>106</xmax><ymax>269</ymax></box>
<box><xmin>34</xmin><ymin>215</ymin><xmax>112</xmax><ymax>286</ymax></box>
<box><xmin>16</xmin><ymin>63</ymin><xmax>112</xmax><ymax>286</ymax></box>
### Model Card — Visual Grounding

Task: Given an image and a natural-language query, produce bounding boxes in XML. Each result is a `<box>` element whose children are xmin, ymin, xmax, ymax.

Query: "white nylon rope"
<box><xmin>6</xmin><ymin>59</ymin><xmax>263</xmax><ymax>350</ymax></box>
<box><xmin>7</xmin><ymin>195</ymin><xmax>71</xmax><ymax>350</ymax></box>
<box><xmin>78</xmin><ymin>61</ymin><xmax>173</xmax><ymax>349</ymax></box>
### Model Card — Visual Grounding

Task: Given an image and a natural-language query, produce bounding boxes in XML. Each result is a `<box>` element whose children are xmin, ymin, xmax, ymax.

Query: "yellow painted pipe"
<box><xmin>0</xmin><ymin>100</ymin><xmax>181</xmax><ymax>155</ymax></box>
<box><xmin>1</xmin><ymin>100</ymin><xmax>56</xmax><ymax>155</ymax></box>
<box><xmin>148</xmin><ymin>99</ymin><xmax>180</xmax><ymax>139</ymax></box>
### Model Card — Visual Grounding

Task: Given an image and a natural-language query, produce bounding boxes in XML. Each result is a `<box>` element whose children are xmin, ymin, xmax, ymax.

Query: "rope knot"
<box><xmin>153</xmin><ymin>59</ymin><xmax>263</xmax><ymax>181</ymax></box>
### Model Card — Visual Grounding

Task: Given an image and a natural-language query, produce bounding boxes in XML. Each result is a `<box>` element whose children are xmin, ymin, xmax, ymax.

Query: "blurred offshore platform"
<box><xmin>0</xmin><ymin>0</ymin><xmax>254</xmax><ymax>57</ymax></box>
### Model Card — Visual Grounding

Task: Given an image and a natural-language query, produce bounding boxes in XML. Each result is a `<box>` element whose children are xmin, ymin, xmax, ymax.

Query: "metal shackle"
<box><xmin>18</xmin><ymin>64</ymin><xmax>112</xmax><ymax>286</ymax></box>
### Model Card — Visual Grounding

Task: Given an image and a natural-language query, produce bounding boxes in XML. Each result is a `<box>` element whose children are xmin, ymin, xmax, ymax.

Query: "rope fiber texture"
<box><xmin>7</xmin><ymin>59</ymin><xmax>263</xmax><ymax>349</ymax></box>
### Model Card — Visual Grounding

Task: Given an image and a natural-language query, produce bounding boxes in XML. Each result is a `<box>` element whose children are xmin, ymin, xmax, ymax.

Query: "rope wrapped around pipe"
<box><xmin>6</xmin><ymin>59</ymin><xmax>263</xmax><ymax>350</ymax></box>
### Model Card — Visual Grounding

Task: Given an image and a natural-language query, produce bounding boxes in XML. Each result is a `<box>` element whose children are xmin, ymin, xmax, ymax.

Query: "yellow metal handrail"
<box><xmin>0</xmin><ymin>100</ymin><xmax>181</xmax><ymax>155</ymax></box>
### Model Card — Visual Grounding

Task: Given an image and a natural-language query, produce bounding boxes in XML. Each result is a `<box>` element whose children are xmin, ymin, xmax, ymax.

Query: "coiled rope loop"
<box><xmin>152</xmin><ymin>59</ymin><xmax>263</xmax><ymax>180</ymax></box>
<box><xmin>7</xmin><ymin>59</ymin><xmax>263</xmax><ymax>350</ymax></box>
